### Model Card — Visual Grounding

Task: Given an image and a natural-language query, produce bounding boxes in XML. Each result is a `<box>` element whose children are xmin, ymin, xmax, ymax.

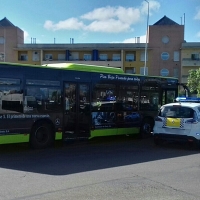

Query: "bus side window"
<box><xmin>0</xmin><ymin>85</ymin><xmax>23</xmax><ymax>113</ymax></box>
<box><xmin>92</xmin><ymin>83</ymin><xmax>116</xmax><ymax>111</ymax></box>
<box><xmin>26</xmin><ymin>87</ymin><xmax>61</xmax><ymax>113</ymax></box>
<box><xmin>140</xmin><ymin>92</ymin><xmax>159</xmax><ymax>111</ymax></box>
<box><xmin>118</xmin><ymin>87</ymin><xmax>138</xmax><ymax>111</ymax></box>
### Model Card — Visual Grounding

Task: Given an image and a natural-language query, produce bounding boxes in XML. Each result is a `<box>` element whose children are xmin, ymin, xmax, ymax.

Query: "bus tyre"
<box><xmin>30</xmin><ymin>122</ymin><xmax>54</xmax><ymax>149</ymax></box>
<box><xmin>141</xmin><ymin>119</ymin><xmax>153</xmax><ymax>138</ymax></box>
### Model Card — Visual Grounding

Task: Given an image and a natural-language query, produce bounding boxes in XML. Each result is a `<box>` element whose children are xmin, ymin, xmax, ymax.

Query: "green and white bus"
<box><xmin>0</xmin><ymin>62</ymin><xmax>187</xmax><ymax>148</ymax></box>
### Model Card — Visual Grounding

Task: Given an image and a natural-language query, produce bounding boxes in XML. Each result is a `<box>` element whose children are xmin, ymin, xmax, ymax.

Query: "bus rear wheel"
<box><xmin>140</xmin><ymin>119</ymin><xmax>153</xmax><ymax>138</ymax></box>
<box><xmin>30</xmin><ymin>122</ymin><xmax>54</xmax><ymax>149</ymax></box>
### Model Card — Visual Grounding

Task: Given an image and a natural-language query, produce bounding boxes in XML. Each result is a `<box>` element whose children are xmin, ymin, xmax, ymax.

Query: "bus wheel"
<box><xmin>141</xmin><ymin>119</ymin><xmax>153</xmax><ymax>138</ymax></box>
<box><xmin>30</xmin><ymin>122</ymin><xmax>54</xmax><ymax>149</ymax></box>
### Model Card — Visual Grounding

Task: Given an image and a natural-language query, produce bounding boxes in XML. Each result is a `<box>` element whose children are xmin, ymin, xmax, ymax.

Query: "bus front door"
<box><xmin>63</xmin><ymin>82</ymin><xmax>90</xmax><ymax>140</ymax></box>
<box><xmin>161</xmin><ymin>89</ymin><xmax>177</xmax><ymax>105</ymax></box>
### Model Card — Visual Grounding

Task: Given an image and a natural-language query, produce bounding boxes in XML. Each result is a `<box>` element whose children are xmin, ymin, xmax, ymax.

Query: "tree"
<box><xmin>187</xmin><ymin>69</ymin><xmax>200</xmax><ymax>97</ymax></box>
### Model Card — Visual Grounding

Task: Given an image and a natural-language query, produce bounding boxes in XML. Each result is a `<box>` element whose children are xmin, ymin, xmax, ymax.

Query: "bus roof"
<box><xmin>0</xmin><ymin>62</ymin><xmax>178</xmax><ymax>80</ymax></box>
<box><xmin>0</xmin><ymin>62</ymin><xmax>124</xmax><ymax>74</ymax></box>
<box><xmin>43</xmin><ymin>63</ymin><xmax>125</xmax><ymax>74</ymax></box>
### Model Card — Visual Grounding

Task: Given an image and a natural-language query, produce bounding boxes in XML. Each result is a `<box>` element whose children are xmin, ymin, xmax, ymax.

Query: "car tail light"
<box><xmin>155</xmin><ymin>116</ymin><xmax>163</xmax><ymax>122</ymax></box>
<box><xmin>185</xmin><ymin>119</ymin><xmax>198</xmax><ymax>124</ymax></box>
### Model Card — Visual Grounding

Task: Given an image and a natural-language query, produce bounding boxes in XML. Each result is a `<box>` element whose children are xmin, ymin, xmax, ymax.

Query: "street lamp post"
<box><xmin>144</xmin><ymin>0</ymin><xmax>149</xmax><ymax>75</ymax></box>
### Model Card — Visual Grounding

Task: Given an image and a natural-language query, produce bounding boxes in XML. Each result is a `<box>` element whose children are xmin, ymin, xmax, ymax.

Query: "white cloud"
<box><xmin>194</xmin><ymin>8</ymin><xmax>200</xmax><ymax>20</ymax></box>
<box><xmin>196</xmin><ymin>31</ymin><xmax>200</xmax><ymax>37</ymax></box>
<box><xmin>22</xmin><ymin>28</ymin><xmax>43</xmax><ymax>43</ymax></box>
<box><xmin>43</xmin><ymin>1</ymin><xmax>160</xmax><ymax>33</ymax></box>
<box><xmin>24</xmin><ymin>30</ymin><xmax>29</xmax><ymax>40</ymax></box>
<box><xmin>85</xmin><ymin>19</ymin><xmax>130</xmax><ymax>33</ymax></box>
<box><xmin>111</xmin><ymin>35</ymin><xmax>147</xmax><ymax>43</ymax></box>
<box><xmin>44</xmin><ymin>18</ymin><xmax>85</xmax><ymax>31</ymax></box>
<box><xmin>81</xmin><ymin>6</ymin><xmax>116</xmax><ymax>21</ymax></box>
<box><xmin>21</xmin><ymin>29</ymin><xmax>29</xmax><ymax>42</ymax></box>
<box><xmin>81</xmin><ymin>6</ymin><xmax>140</xmax><ymax>25</ymax></box>
<box><xmin>123</xmin><ymin>35</ymin><xmax>147</xmax><ymax>43</ymax></box>
<box><xmin>115</xmin><ymin>7</ymin><xmax>141</xmax><ymax>24</ymax></box>
<box><xmin>141</xmin><ymin>0</ymin><xmax>160</xmax><ymax>16</ymax></box>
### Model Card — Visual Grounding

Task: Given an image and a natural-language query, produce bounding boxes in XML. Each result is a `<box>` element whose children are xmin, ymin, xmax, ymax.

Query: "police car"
<box><xmin>153</xmin><ymin>97</ymin><xmax>200</xmax><ymax>149</ymax></box>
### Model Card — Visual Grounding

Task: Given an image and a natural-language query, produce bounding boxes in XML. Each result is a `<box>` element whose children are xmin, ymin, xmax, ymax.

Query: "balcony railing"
<box><xmin>182</xmin><ymin>58</ymin><xmax>200</xmax><ymax>67</ymax></box>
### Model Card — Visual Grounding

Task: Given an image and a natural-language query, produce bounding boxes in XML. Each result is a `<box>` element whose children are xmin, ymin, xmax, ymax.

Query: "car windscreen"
<box><xmin>159</xmin><ymin>106</ymin><xmax>194</xmax><ymax>118</ymax></box>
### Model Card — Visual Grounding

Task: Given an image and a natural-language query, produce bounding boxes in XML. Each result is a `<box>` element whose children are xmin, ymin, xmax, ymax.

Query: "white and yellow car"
<box><xmin>153</xmin><ymin>97</ymin><xmax>200</xmax><ymax>149</ymax></box>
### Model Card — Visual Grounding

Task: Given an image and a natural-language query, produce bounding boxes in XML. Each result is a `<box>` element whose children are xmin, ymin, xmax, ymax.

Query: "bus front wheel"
<box><xmin>30</xmin><ymin>122</ymin><xmax>54</xmax><ymax>149</ymax></box>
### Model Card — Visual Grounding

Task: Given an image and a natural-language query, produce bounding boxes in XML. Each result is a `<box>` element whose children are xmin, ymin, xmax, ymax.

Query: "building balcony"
<box><xmin>182</xmin><ymin>58</ymin><xmax>200</xmax><ymax>67</ymax></box>
<box><xmin>181</xmin><ymin>75</ymin><xmax>189</xmax><ymax>84</ymax></box>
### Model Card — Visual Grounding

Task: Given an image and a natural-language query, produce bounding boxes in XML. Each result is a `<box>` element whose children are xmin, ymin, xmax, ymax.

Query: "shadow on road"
<box><xmin>0</xmin><ymin>136</ymin><xmax>199</xmax><ymax>175</ymax></box>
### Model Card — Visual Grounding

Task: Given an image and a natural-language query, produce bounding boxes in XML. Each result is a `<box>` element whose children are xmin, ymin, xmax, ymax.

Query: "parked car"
<box><xmin>153</xmin><ymin>97</ymin><xmax>200</xmax><ymax>149</ymax></box>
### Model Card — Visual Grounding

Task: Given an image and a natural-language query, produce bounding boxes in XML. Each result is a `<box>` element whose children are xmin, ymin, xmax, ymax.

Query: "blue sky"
<box><xmin>1</xmin><ymin>0</ymin><xmax>200</xmax><ymax>44</ymax></box>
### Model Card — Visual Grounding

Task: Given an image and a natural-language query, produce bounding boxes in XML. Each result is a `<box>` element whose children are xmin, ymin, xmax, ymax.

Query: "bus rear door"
<box><xmin>63</xmin><ymin>82</ymin><xmax>90</xmax><ymax>140</ymax></box>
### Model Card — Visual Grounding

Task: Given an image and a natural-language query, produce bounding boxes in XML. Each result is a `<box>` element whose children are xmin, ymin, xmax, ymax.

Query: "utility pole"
<box><xmin>144</xmin><ymin>0</ymin><xmax>149</xmax><ymax>75</ymax></box>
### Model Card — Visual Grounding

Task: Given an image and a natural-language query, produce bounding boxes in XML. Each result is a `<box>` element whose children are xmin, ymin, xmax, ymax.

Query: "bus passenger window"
<box><xmin>26</xmin><ymin>87</ymin><xmax>61</xmax><ymax>113</ymax></box>
<box><xmin>118</xmin><ymin>88</ymin><xmax>138</xmax><ymax>111</ymax></box>
<box><xmin>92</xmin><ymin>83</ymin><xmax>116</xmax><ymax>111</ymax></box>
<box><xmin>140</xmin><ymin>92</ymin><xmax>159</xmax><ymax>111</ymax></box>
<box><xmin>0</xmin><ymin>85</ymin><xmax>23</xmax><ymax>113</ymax></box>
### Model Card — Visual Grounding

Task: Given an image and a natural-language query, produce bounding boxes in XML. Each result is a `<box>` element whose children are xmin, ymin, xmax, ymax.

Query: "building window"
<box><xmin>84</xmin><ymin>54</ymin><xmax>91</xmax><ymax>61</ymax></box>
<box><xmin>20</xmin><ymin>54</ymin><xmax>28</xmax><ymax>61</ymax></box>
<box><xmin>70</xmin><ymin>52</ymin><xmax>79</xmax><ymax>61</ymax></box>
<box><xmin>173</xmin><ymin>68</ymin><xmax>179</xmax><ymax>78</ymax></box>
<box><xmin>99</xmin><ymin>54</ymin><xmax>108</xmax><ymax>61</ymax></box>
<box><xmin>45</xmin><ymin>54</ymin><xmax>53</xmax><ymax>61</ymax></box>
<box><xmin>0</xmin><ymin>53</ymin><xmax>4</xmax><ymax>61</ymax></box>
<box><xmin>0</xmin><ymin>37</ymin><xmax>5</xmax><ymax>44</ymax></box>
<box><xmin>160</xmin><ymin>68</ymin><xmax>169</xmax><ymax>77</ymax></box>
<box><xmin>112</xmin><ymin>54</ymin><xmax>121</xmax><ymax>61</ymax></box>
<box><xmin>58</xmin><ymin>54</ymin><xmax>65</xmax><ymax>61</ymax></box>
<box><xmin>174</xmin><ymin>51</ymin><xmax>179</xmax><ymax>61</ymax></box>
<box><xmin>125</xmin><ymin>68</ymin><xmax>136</xmax><ymax>74</ymax></box>
<box><xmin>191</xmin><ymin>53</ymin><xmax>199</xmax><ymax>60</ymax></box>
<box><xmin>126</xmin><ymin>54</ymin><xmax>134</xmax><ymax>61</ymax></box>
<box><xmin>140</xmin><ymin>67</ymin><xmax>148</xmax><ymax>75</ymax></box>
<box><xmin>161</xmin><ymin>52</ymin><xmax>169</xmax><ymax>60</ymax></box>
<box><xmin>162</xmin><ymin>36</ymin><xmax>169</xmax><ymax>44</ymax></box>
<box><xmin>140</xmin><ymin>51</ymin><xmax>148</xmax><ymax>61</ymax></box>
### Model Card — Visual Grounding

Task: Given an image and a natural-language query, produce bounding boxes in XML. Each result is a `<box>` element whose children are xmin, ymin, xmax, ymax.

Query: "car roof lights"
<box><xmin>176</xmin><ymin>97</ymin><xmax>200</xmax><ymax>103</ymax></box>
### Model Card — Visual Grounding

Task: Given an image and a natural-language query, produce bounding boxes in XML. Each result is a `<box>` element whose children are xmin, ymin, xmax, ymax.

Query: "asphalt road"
<box><xmin>0</xmin><ymin>136</ymin><xmax>199</xmax><ymax>200</ymax></box>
